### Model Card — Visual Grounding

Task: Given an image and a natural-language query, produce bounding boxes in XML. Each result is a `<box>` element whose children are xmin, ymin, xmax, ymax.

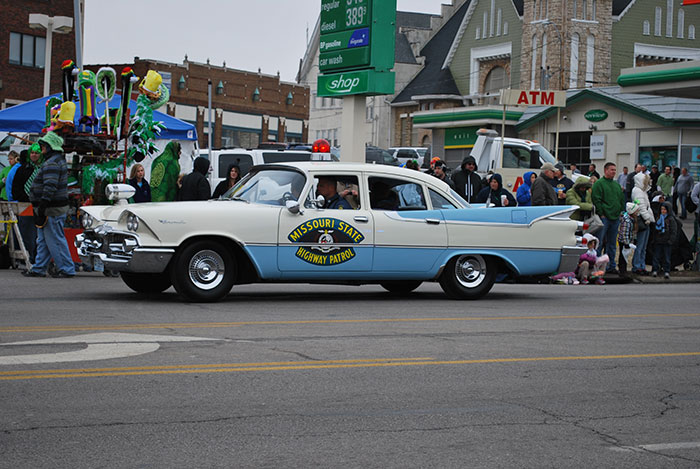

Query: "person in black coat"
<box><xmin>128</xmin><ymin>163</ymin><xmax>151</xmax><ymax>203</ymax></box>
<box><xmin>475</xmin><ymin>173</ymin><xmax>516</xmax><ymax>207</ymax></box>
<box><xmin>212</xmin><ymin>164</ymin><xmax>241</xmax><ymax>198</ymax></box>
<box><xmin>179</xmin><ymin>156</ymin><xmax>211</xmax><ymax>201</ymax></box>
<box><xmin>451</xmin><ymin>155</ymin><xmax>482</xmax><ymax>203</ymax></box>
<box><xmin>10</xmin><ymin>150</ymin><xmax>37</xmax><ymax>263</ymax></box>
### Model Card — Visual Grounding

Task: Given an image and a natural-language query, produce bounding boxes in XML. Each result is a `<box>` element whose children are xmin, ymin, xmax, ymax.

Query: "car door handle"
<box><xmin>425</xmin><ymin>218</ymin><xmax>441</xmax><ymax>225</ymax></box>
<box><xmin>354</xmin><ymin>216</ymin><xmax>369</xmax><ymax>223</ymax></box>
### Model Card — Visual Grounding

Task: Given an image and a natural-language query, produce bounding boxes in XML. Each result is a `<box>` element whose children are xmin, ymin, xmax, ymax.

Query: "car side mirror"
<box><xmin>314</xmin><ymin>195</ymin><xmax>325</xmax><ymax>208</ymax></box>
<box><xmin>286</xmin><ymin>200</ymin><xmax>301</xmax><ymax>214</ymax></box>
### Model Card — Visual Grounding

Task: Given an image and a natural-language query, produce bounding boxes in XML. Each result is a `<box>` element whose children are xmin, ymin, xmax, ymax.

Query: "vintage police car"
<box><xmin>76</xmin><ymin>162</ymin><xmax>585</xmax><ymax>302</ymax></box>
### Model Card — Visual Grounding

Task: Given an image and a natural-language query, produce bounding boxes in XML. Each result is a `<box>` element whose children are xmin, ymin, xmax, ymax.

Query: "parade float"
<box><xmin>0</xmin><ymin>60</ymin><xmax>197</xmax><ymax>266</ymax></box>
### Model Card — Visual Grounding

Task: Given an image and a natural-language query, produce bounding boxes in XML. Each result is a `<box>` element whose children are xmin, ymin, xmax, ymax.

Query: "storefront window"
<box><xmin>680</xmin><ymin>146</ymin><xmax>700</xmax><ymax>180</ymax></box>
<box><xmin>639</xmin><ymin>146</ymin><xmax>677</xmax><ymax>170</ymax></box>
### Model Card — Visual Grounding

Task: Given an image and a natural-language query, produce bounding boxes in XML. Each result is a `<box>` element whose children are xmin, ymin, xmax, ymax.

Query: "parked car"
<box><xmin>76</xmin><ymin>162</ymin><xmax>585</xmax><ymax>302</ymax></box>
<box><xmin>366</xmin><ymin>147</ymin><xmax>400</xmax><ymax>166</ymax></box>
<box><xmin>389</xmin><ymin>147</ymin><xmax>430</xmax><ymax>167</ymax></box>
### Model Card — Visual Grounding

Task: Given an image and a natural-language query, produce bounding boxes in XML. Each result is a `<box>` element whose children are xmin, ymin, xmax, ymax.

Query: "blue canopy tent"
<box><xmin>0</xmin><ymin>93</ymin><xmax>197</xmax><ymax>141</ymax></box>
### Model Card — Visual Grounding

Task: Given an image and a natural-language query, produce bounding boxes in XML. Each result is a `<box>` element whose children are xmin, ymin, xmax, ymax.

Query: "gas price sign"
<box><xmin>317</xmin><ymin>0</ymin><xmax>396</xmax><ymax>96</ymax></box>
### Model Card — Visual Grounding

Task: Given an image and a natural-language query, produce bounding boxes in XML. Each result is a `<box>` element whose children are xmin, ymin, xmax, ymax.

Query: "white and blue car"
<box><xmin>76</xmin><ymin>162</ymin><xmax>585</xmax><ymax>302</ymax></box>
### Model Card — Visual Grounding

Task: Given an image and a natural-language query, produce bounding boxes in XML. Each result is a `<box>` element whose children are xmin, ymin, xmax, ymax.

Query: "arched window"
<box><xmin>496</xmin><ymin>8</ymin><xmax>502</xmax><ymax>36</ymax></box>
<box><xmin>531</xmin><ymin>35</ymin><xmax>539</xmax><ymax>89</ymax></box>
<box><xmin>570</xmin><ymin>33</ymin><xmax>580</xmax><ymax>88</ymax></box>
<box><xmin>484</xmin><ymin>66</ymin><xmax>507</xmax><ymax>96</ymax></box>
<box><xmin>690</xmin><ymin>24</ymin><xmax>696</xmax><ymax>39</ymax></box>
<box><xmin>541</xmin><ymin>33</ymin><xmax>548</xmax><ymax>88</ymax></box>
<box><xmin>643</xmin><ymin>20</ymin><xmax>650</xmax><ymax>36</ymax></box>
<box><xmin>586</xmin><ymin>34</ymin><xmax>595</xmax><ymax>87</ymax></box>
<box><xmin>678</xmin><ymin>10</ymin><xmax>685</xmax><ymax>38</ymax></box>
<box><xmin>503</xmin><ymin>22</ymin><xmax>509</xmax><ymax>35</ymax></box>
<box><xmin>655</xmin><ymin>7</ymin><xmax>662</xmax><ymax>36</ymax></box>
<box><xmin>573</xmin><ymin>0</ymin><xmax>578</xmax><ymax>19</ymax></box>
<box><xmin>582</xmin><ymin>0</ymin><xmax>588</xmax><ymax>20</ymax></box>
<box><xmin>591</xmin><ymin>0</ymin><xmax>596</xmax><ymax>20</ymax></box>
<box><xmin>483</xmin><ymin>12</ymin><xmax>488</xmax><ymax>38</ymax></box>
<box><xmin>667</xmin><ymin>0</ymin><xmax>674</xmax><ymax>37</ymax></box>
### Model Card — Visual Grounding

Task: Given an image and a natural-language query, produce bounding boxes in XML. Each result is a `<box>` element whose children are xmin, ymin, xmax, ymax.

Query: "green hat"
<box><xmin>39</xmin><ymin>131</ymin><xmax>64</xmax><ymax>152</ymax></box>
<box><xmin>30</xmin><ymin>143</ymin><xmax>41</xmax><ymax>153</ymax></box>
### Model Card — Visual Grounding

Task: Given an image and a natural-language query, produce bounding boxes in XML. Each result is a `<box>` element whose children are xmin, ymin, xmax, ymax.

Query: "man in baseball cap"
<box><xmin>531</xmin><ymin>162</ymin><xmax>558</xmax><ymax>205</ymax></box>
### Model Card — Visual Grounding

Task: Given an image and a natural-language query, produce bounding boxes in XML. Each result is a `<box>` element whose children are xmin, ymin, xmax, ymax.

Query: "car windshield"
<box><xmin>533</xmin><ymin>144</ymin><xmax>557</xmax><ymax>164</ymax></box>
<box><xmin>224</xmin><ymin>168</ymin><xmax>306</xmax><ymax>206</ymax></box>
<box><xmin>416</xmin><ymin>148</ymin><xmax>428</xmax><ymax>157</ymax></box>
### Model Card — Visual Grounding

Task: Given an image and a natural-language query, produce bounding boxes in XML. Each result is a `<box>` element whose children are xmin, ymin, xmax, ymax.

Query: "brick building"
<box><xmin>0</xmin><ymin>0</ymin><xmax>78</xmax><ymax>109</ymax></box>
<box><xmin>88</xmin><ymin>58</ymin><xmax>310</xmax><ymax>150</ymax></box>
<box><xmin>392</xmin><ymin>0</ymin><xmax>700</xmax><ymax>169</ymax></box>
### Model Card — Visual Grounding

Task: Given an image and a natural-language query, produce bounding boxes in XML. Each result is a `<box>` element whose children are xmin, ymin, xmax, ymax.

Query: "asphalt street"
<box><xmin>0</xmin><ymin>271</ymin><xmax>699</xmax><ymax>468</ymax></box>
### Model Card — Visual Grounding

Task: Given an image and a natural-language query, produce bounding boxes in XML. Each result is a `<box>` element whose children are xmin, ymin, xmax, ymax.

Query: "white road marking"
<box><xmin>0</xmin><ymin>333</ymin><xmax>221</xmax><ymax>365</ymax></box>
<box><xmin>612</xmin><ymin>442</ymin><xmax>700</xmax><ymax>452</ymax></box>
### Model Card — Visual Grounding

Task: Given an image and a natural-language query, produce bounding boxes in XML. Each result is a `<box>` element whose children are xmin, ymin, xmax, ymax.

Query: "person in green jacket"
<box><xmin>150</xmin><ymin>141</ymin><xmax>181</xmax><ymax>202</ymax></box>
<box><xmin>657</xmin><ymin>165</ymin><xmax>674</xmax><ymax>198</ymax></box>
<box><xmin>591</xmin><ymin>162</ymin><xmax>626</xmax><ymax>273</ymax></box>
<box><xmin>566</xmin><ymin>176</ymin><xmax>594</xmax><ymax>221</ymax></box>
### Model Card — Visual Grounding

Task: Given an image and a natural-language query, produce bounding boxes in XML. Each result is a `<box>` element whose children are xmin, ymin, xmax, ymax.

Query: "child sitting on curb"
<box><xmin>577</xmin><ymin>234</ymin><xmax>609</xmax><ymax>285</ymax></box>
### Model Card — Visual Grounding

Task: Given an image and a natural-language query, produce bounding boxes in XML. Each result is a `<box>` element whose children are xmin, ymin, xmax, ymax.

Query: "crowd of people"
<box><xmin>421</xmin><ymin>156</ymin><xmax>698</xmax><ymax>283</ymax></box>
<box><xmin>2</xmin><ymin>140</ymin><xmax>698</xmax><ymax>281</ymax></box>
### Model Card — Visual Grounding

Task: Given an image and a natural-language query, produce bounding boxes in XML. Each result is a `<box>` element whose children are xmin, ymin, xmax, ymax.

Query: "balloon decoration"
<box><xmin>96</xmin><ymin>67</ymin><xmax>116</xmax><ymax>134</ymax></box>
<box><xmin>117</xmin><ymin>67</ymin><xmax>138</xmax><ymax>141</ymax></box>
<box><xmin>127</xmin><ymin>70</ymin><xmax>168</xmax><ymax>162</ymax></box>
<box><xmin>77</xmin><ymin>69</ymin><xmax>99</xmax><ymax>130</ymax></box>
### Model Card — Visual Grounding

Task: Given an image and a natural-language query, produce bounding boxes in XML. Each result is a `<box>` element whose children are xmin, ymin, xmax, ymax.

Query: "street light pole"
<box><xmin>28</xmin><ymin>14</ymin><xmax>73</xmax><ymax>96</ymax></box>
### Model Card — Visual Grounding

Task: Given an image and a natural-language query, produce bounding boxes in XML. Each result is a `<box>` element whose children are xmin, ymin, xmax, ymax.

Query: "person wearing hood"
<box><xmin>566</xmin><ymin>176</ymin><xmax>594</xmax><ymax>221</ymax></box>
<box><xmin>531</xmin><ymin>162</ymin><xmax>558</xmax><ymax>206</ymax></box>
<box><xmin>617</xmin><ymin>201</ymin><xmax>641</xmax><ymax>275</ymax></box>
<box><xmin>178</xmin><ymin>156</ymin><xmax>211</xmax><ymax>201</ymax></box>
<box><xmin>651</xmin><ymin>202</ymin><xmax>676</xmax><ymax>279</ymax></box>
<box><xmin>11</xmin><ymin>146</ymin><xmax>43</xmax><ymax>264</ymax></box>
<box><xmin>475</xmin><ymin>173</ymin><xmax>515</xmax><ymax>207</ymax></box>
<box><xmin>451</xmin><ymin>155</ymin><xmax>482</xmax><ymax>203</ymax></box>
<box><xmin>23</xmin><ymin>132</ymin><xmax>75</xmax><ymax>278</ymax></box>
<box><xmin>516</xmin><ymin>171</ymin><xmax>536</xmax><ymax>206</ymax></box>
<box><xmin>630</xmin><ymin>172</ymin><xmax>655</xmax><ymax>275</ymax></box>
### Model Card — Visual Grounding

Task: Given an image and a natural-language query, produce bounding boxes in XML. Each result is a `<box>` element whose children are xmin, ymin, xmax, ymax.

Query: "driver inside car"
<box><xmin>316</xmin><ymin>176</ymin><xmax>352</xmax><ymax>210</ymax></box>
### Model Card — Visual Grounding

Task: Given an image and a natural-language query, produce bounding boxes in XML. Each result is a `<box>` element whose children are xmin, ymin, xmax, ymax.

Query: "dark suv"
<box><xmin>366</xmin><ymin>147</ymin><xmax>400</xmax><ymax>166</ymax></box>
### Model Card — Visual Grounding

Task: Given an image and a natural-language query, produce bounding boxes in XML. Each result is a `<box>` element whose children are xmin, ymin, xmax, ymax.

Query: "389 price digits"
<box><xmin>345</xmin><ymin>6</ymin><xmax>367</xmax><ymax>27</ymax></box>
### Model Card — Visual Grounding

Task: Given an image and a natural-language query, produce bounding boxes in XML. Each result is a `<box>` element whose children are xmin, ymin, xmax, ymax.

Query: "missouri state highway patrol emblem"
<box><xmin>287</xmin><ymin>217</ymin><xmax>365</xmax><ymax>266</ymax></box>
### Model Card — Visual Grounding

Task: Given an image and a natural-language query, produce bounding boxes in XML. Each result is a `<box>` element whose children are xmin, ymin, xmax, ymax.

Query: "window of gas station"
<box><xmin>555</xmin><ymin>132</ymin><xmax>591</xmax><ymax>166</ymax></box>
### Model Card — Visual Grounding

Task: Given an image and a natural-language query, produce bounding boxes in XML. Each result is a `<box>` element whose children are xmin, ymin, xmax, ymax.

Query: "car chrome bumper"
<box><xmin>75</xmin><ymin>227</ymin><xmax>174</xmax><ymax>273</ymax></box>
<box><xmin>558</xmin><ymin>245</ymin><xmax>587</xmax><ymax>274</ymax></box>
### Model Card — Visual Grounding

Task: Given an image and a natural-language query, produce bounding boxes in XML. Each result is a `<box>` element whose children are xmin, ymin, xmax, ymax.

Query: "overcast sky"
<box><xmin>83</xmin><ymin>0</ymin><xmax>447</xmax><ymax>82</ymax></box>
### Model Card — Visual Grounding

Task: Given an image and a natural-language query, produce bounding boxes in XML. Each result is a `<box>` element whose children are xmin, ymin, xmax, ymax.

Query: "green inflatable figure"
<box><xmin>150</xmin><ymin>141</ymin><xmax>181</xmax><ymax>202</ymax></box>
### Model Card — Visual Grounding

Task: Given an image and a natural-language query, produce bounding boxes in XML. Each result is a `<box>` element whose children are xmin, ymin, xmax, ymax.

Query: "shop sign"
<box><xmin>590</xmin><ymin>135</ymin><xmax>606</xmax><ymax>160</ymax></box>
<box><xmin>317</xmin><ymin>69</ymin><xmax>394</xmax><ymax>97</ymax></box>
<box><xmin>585</xmin><ymin>110</ymin><xmax>608</xmax><ymax>122</ymax></box>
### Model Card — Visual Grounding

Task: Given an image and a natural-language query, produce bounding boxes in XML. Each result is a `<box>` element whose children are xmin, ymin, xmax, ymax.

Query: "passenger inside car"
<box><xmin>370</xmin><ymin>180</ymin><xmax>399</xmax><ymax>210</ymax></box>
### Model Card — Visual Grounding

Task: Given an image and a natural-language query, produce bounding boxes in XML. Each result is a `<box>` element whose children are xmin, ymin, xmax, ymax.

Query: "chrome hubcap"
<box><xmin>455</xmin><ymin>254</ymin><xmax>486</xmax><ymax>288</ymax></box>
<box><xmin>188</xmin><ymin>250</ymin><xmax>225</xmax><ymax>290</ymax></box>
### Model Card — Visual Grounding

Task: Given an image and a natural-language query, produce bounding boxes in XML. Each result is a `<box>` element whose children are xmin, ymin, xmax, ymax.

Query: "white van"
<box><xmin>200</xmin><ymin>145</ymin><xmax>333</xmax><ymax>195</ymax></box>
<box><xmin>389</xmin><ymin>147</ymin><xmax>431</xmax><ymax>167</ymax></box>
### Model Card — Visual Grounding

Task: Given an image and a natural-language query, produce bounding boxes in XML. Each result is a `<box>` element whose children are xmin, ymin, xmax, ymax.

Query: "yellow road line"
<box><xmin>1</xmin><ymin>312</ymin><xmax>699</xmax><ymax>333</ymax></box>
<box><xmin>1</xmin><ymin>352</ymin><xmax>698</xmax><ymax>381</ymax></box>
<box><xmin>0</xmin><ymin>357</ymin><xmax>434</xmax><ymax>376</ymax></box>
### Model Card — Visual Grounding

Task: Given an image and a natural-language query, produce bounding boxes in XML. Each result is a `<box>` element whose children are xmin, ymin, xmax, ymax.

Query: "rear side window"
<box><xmin>369</xmin><ymin>176</ymin><xmax>426</xmax><ymax>210</ymax></box>
<box><xmin>429</xmin><ymin>189</ymin><xmax>458</xmax><ymax>209</ymax></box>
<box><xmin>219</xmin><ymin>154</ymin><xmax>254</xmax><ymax>178</ymax></box>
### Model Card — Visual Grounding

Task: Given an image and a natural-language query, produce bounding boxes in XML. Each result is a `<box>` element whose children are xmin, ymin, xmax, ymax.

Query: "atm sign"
<box><xmin>500</xmin><ymin>89</ymin><xmax>567</xmax><ymax>107</ymax></box>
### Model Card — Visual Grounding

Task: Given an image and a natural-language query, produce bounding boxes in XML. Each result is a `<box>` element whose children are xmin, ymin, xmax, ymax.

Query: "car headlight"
<box><xmin>80</xmin><ymin>211</ymin><xmax>94</xmax><ymax>229</ymax></box>
<box><xmin>126</xmin><ymin>213</ymin><xmax>139</xmax><ymax>232</ymax></box>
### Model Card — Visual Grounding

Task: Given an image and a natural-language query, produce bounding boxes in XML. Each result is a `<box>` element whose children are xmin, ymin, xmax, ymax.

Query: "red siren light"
<box><xmin>312</xmin><ymin>139</ymin><xmax>330</xmax><ymax>153</ymax></box>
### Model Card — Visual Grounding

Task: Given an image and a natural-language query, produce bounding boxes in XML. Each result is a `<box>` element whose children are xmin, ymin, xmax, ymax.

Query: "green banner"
<box><xmin>445</xmin><ymin>127</ymin><xmax>480</xmax><ymax>149</ymax></box>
